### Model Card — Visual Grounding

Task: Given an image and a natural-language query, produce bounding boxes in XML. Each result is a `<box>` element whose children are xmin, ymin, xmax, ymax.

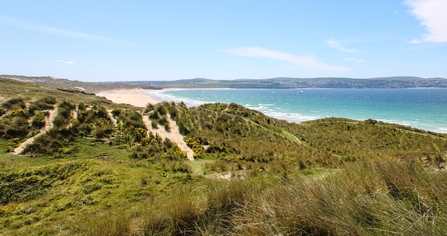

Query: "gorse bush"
<box><xmin>110</xmin><ymin>107</ymin><xmax>122</xmax><ymax>117</ymax></box>
<box><xmin>120</xmin><ymin>110</ymin><xmax>146</xmax><ymax>129</ymax></box>
<box><xmin>31</xmin><ymin>96</ymin><xmax>56</xmax><ymax>110</ymax></box>
<box><xmin>31</xmin><ymin>112</ymin><xmax>46</xmax><ymax>129</ymax></box>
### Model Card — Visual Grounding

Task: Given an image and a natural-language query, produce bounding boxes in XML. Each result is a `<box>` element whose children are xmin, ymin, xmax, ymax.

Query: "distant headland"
<box><xmin>2</xmin><ymin>74</ymin><xmax>447</xmax><ymax>92</ymax></box>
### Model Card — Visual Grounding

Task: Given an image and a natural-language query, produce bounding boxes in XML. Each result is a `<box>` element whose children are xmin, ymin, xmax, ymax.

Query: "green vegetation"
<box><xmin>1</xmin><ymin>77</ymin><xmax>447</xmax><ymax>235</ymax></box>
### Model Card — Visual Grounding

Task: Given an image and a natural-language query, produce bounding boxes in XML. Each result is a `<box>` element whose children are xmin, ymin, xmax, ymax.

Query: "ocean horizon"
<box><xmin>146</xmin><ymin>88</ymin><xmax>447</xmax><ymax>134</ymax></box>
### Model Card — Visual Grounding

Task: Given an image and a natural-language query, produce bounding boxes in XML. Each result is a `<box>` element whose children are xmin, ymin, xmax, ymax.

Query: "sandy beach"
<box><xmin>96</xmin><ymin>89</ymin><xmax>162</xmax><ymax>107</ymax></box>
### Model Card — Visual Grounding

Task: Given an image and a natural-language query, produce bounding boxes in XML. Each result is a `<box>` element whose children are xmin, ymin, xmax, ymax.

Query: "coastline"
<box><xmin>96</xmin><ymin>88</ymin><xmax>447</xmax><ymax>134</ymax></box>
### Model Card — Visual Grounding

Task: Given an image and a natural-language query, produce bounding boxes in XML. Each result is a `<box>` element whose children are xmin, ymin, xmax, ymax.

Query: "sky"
<box><xmin>0</xmin><ymin>0</ymin><xmax>446</xmax><ymax>82</ymax></box>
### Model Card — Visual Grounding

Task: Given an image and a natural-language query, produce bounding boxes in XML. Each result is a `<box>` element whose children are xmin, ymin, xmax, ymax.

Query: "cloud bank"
<box><xmin>405</xmin><ymin>0</ymin><xmax>447</xmax><ymax>43</ymax></box>
<box><xmin>225</xmin><ymin>47</ymin><xmax>349</xmax><ymax>72</ymax></box>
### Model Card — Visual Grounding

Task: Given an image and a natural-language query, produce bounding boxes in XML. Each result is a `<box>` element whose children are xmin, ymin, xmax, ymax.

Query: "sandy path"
<box><xmin>107</xmin><ymin>110</ymin><xmax>118</xmax><ymax>126</ymax></box>
<box><xmin>14</xmin><ymin>108</ymin><xmax>57</xmax><ymax>155</ymax></box>
<box><xmin>142</xmin><ymin>114</ymin><xmax>194</xmax><ymax>160</ymax></box>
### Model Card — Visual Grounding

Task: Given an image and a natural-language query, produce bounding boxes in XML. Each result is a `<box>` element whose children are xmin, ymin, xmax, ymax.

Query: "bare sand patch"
<box><xmin>142</xmin><ymin>114</ymin><xmax>194</xmax><ymax>160</ymax></box>
<box><xmin>97</xmin><ymin>89</ymin><xmax>161</xmax><ymax>107</ymax></box>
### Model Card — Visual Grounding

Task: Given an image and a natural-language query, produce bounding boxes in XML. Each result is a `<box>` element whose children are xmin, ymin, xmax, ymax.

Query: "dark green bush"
<box><xmin>1</xmin><ymin>97</ymin><xmax>26</xmax><ymax>110</ymax></box>
<box><xmin>164</xmin><ymin>123</ymin><xmax>170</xmax><ymax>131</ymax></box>
<box><xmin>149</xmin><ymin>111</ymin><xmax>159</xmax><ymax>120</ymax></box>
<box><xmin>33</xmin><ymin>96</ymin><xmax>56</xmax><ymax>110</ymax></box>
<box><xmin>178</xmin><ymin>122</ymin><xmax>190</xmax><ymax>136</ymax></box>
<box><xmin>4</xmin><ymin>116</ymin><xmax>29</xmax><ymax>138</ymax></box>
<box><xmin>111</xmin><ymin>107</ymin><xmax>122</xmax><ymax>117</ymax></box>
<box><xmin>27</xmin><ymin>104</ymin><xmax>40</xmax><ymax>115</ymax></box>
<box><xmin>158</xmin><ymin>116</ymin><xmax>168</xmax><ymax>126</ymax></box>
<box><xmin>156</xmin><ymin>105</ymin><xmax>167</xmax><ymax>115</ymax></box>
<box><xmin>78</xmin><ymin>102</ymin><xmax>86</xmax><ymax>111</ymax></box>
<box><xmin>145</xmin><ymin>103</ymin><xmax>154</xmax><ymax>113</ymax></box>
<box><xmin>168</xmin><ymin>106</ymin><xmax>178</xmax><ymax>119</ymax></box>
<box><xmin>24</xmin><ymin>128</ymin><xmax>76</xmax><ymax>154</ymax></box>
<box><xmin>31</xmin><ymin>113</ymin><xmax>46</xmax><ymax>129</ymax></box>
<box><xmin>96</xmin><ymin>106</ymin><xmax>109</xmax><ymax>119</ymax></box>
<box><xmin>120</xmin><ymin>111</ymin><xmax>146</xmax><ymax>129</ymax></box>
<box><xmin>53</xmin><ymin>116</ymin><xmax>68</xmax><ymax>129</ymax></box>
<box><xmin>95</xmin><ymin>125</ymin><xmax>114</xmax><ymax>138</ymax></box>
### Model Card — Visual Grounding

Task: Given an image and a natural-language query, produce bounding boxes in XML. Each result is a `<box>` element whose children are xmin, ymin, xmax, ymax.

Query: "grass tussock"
<box><xmin>82</xmin><ymin>158</ymin><xmax>447</xmax><ymax>235</ymax></box>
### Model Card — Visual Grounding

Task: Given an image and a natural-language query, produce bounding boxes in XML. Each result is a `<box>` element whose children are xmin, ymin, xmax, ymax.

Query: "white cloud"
<box><xmin>325</xmin><ymin>38</ymin><xmax>360</xmax><ymax>53</ymax></box>
<box><xmin>409</xmin><ymin>38</ymin><xmax>422</xmax><ymax>44</ymax></box>
<box><xmin>345</xmin><ymin>58</ymin><xmax>366</xmax><ymax>63</ymax></box>
<box><xmin>57</xmin><ymin>60</ymin><xmax>76</xmax><ymax>65</ymax></box>
<box><xmin>0</xmin><ymin>15</ymin><xmax>137</xmax><ymax>46</ymax></box>
<box><xmin>405</xmin><ymin>0</ymin><xmax>447</xmax><ymax>43</ymax></box>
<box><xmin>225</xmin><ymin>47</ymin><xmax>350</xmax><ymax>72</ymax></box>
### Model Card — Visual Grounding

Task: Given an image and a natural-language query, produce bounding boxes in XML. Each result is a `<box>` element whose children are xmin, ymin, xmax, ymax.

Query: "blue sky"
<box><xmin>1</xmin><ymin>0</ymin><xmax>446</xmax><ymax>82</ymax></box>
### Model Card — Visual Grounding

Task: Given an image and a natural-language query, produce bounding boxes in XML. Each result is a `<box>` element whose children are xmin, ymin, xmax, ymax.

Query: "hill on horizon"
<box><xmin>2</xmin><ymin>74</ymin><xmax>447</xmax><ymax>91</ymax></box>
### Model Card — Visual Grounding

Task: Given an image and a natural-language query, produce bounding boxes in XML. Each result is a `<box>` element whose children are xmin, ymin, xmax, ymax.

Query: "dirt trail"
<box><xmin>107</xmin><ymin>110</ymin><xmax>117</xmax><ymax>126</ymax></box>
<box><xmin>13</xmin><ymin>108</ymin><xmax>57</xmax><ymax>155</ymax></box>
<box><xmin>142</xmin><ymin>114</ymin><xmax>194</xmax><ymax>160</ymax></box>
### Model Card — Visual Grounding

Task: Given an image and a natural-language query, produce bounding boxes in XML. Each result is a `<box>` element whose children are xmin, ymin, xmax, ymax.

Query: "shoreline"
<box><xmin>96</xmin><ymin>88</ymin><xmax>447</xmax><ymax>134</ymax></box>
<box><xmin>96</xmin><ymin>88</ymin><xmax>232</xmax><ymax>108</ymax></box>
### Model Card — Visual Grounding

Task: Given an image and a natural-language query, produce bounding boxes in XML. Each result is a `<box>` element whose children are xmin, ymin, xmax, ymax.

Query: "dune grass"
<box><xmin>1</xmin><ymin>78</ymin><xmax>447</xmax><ymax>235</ymax></box>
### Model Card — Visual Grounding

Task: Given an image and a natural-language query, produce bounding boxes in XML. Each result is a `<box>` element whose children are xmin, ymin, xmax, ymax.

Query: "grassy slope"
<box><xmin>1</xmin><ymin>77</ymin><xmax>447</xmax><ymax>235</ymax></box>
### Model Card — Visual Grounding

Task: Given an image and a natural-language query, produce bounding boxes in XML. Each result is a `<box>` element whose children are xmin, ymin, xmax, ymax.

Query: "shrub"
<box><xmin>111</xmin><ymin>107</ymin><xmax>122</xmax><ymax>117</ymax></box>
<box><xmin>96</xmin><ymin>106</ymin><xmax>109</xmax><ymax>119</ymax></box>
<box><xmin>171</xmin><ymin>162</ymin><xmax>192</xmax><ymax>173</ymax></box>
<box><xmin>24</xmin><ymin>128</ymin><xmax>76</xmax><ymax>154</ymax></box>
<box><xmin>33</xmin><ymin>96</ymin><xmax>56</xmax><ymax>110</ymax></box>
<box><xmin>149</xmin><ymin>111</ymin><xmax>159</xmax><ymax>120</ymax></box>
<box><xmin>31</xmin><ymin>113</ymin><xmax>46</xmax><ymax>129</ymax></box>
<box><xmin>76</xmin><ymin>103</ymin><xmax>85</xmax><ymax>111</ymax></box>
<box><xmin>1</xmin><ymin>97</ymin><xmax>26</xmax><ymax>110</ymax></box>
<box><xmin>145</xmin><ymin>103</ymin><xmax>154</xmax><ymax>113</ymax></box>
<box><xmin>53</xmin><ymin>116</ymin><xmax>68</xmax><ymax>129</ymax></box>
<box><xmin>27</xmin><ymin>103</ymin><xmax>40</xmax><ymax>115</ymax></box>
<box><xmin>164</xmin><ymin>123</ymin><xmax>170</xmax><ymax>131</ymax></box>
<box><xmin>156</xmin><ymin>105</ymin><xmax>167</xmax><ymax>115</ymax></box>
<box><xmin>57</xmin><ymin>102</ymin><xmax>74</xmax><ymax>120</ymax></box>
<box><xmin>95</xmin><ymin>125</ymin><xmax>114</xmax><ymax>138</ymax></box>
<box><xmin>120</xmin><ymin>111</ymin><xmax>146</xmax><ymax>129</ymax></box>
<box><xmin>10</xmin><ymin>108</ymin><xmax>29</xmax><ymax>117</ymax></box>
<box><xmin>168</xmin><ymin>106</ymin><xmax>178</xmax><ymax>119</ymax></box>
<box><xmin>158</xmin><ymin>116</ymin><xmax>168</xmax><ymax>126</ymax></box>
<box><xmin>178</xmin><ymin>122</ymin><xmax>190</xmax><ymax>136</ymax></box>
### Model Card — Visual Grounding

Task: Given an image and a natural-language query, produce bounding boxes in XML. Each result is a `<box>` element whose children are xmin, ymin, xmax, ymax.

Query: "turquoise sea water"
<box><xmin>147</xmin><ymin>89</ymin><xmax>447</xmax><ymax>134</ymax></box>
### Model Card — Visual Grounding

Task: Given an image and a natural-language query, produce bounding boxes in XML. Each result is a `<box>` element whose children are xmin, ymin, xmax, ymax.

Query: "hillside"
<box><xmin>1</xmin><ymin>77</ymin><xmax>447</xmax><ymax>235</ymax></box>
<box><xmin>2</xmin><ymin>75</ymin><xmax>447</xmax><ymax>91</ymax></box>
<box><xmin>119</xmin><ymin>76</ymin><xmax>447</xmax><ymax>89</ymax></box>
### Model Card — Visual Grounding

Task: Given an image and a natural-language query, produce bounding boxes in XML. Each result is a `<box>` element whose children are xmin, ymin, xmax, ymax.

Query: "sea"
<box><xmin>146</xmin><ymin>88</ymin><xmax>447</xmax><ymax>134</ymax></box>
